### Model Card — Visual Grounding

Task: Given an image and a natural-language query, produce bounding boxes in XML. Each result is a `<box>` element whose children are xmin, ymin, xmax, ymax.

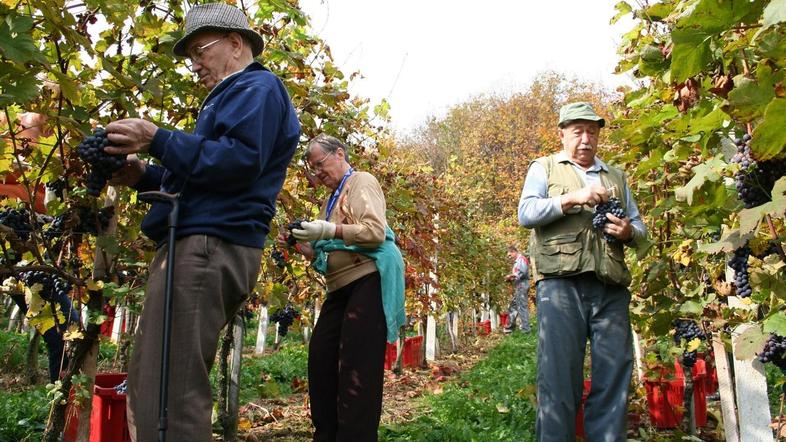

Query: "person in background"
<box><xmin>284</xmin><ymin>134</ymin><xmax>405</xmax><ymax>442</ymax></box>
<box><xmin>105</xmin><ymin>3</ymin><xmax>300</xmax><ymax>440</ymax></box>
<box><xmin>503</xmin><ymin>245</ymin><xmax>530</xmax><ymax>333</ymax></box>
<box><xmin>518</xmin><ymin>102</ymin><xmax>647</xmax><ymax>442</ymax></box>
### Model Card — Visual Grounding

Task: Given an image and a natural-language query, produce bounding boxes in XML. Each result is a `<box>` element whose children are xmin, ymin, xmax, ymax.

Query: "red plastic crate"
<box><xmin>575</xmin><ymin>379</ymin><xmax>591</xmax><ymax>438</ymax></box>
<box><xmin>499</xmin><ymin>313</ymin><xmax>509</xmax><ymax>328</ymax></box>
<box><xmin>476</xmin><ymin>320</ymin><xmax>491</xmax><ymax>335</ymax></box>
<box><xmin>645</xmin><ymin>362</ymin><xmax>707</xmax><ymax>429</ymax></box>
<box><xmin>65</xmin><ymin>373</ymin><xmax>130</xmax><ymax>442</ymax></box>
<box><xmin>402</xmin><ymin>336</ymin><xmax>423</xmax><ymax>368</ymax></box>
<box><xmin>384</xmin><ymin>342</ymin><xmax>398</xmax><ymax>370</ymax></box>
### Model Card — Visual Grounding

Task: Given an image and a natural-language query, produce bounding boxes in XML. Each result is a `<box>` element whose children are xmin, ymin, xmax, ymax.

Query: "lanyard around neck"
<box><xmin>325</xmin><ymin>167</ymin><xmax>354</xmax><ymax>220</ymax></box>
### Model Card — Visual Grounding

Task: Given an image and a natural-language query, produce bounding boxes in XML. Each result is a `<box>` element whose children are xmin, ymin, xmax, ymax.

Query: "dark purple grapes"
<box><xmin>44</xmin><ymin>206</ymin><xmax>114</xmax><ymax>241</ymax></box>
<box><xmin>46</xmin><ymin>178</ymin><xmax>67</xmax><ymax>199</ymax></box>
<box><xmin>592</xmin><ymin>197</ymin><xmax>626</xmax><ymax>243</ymax></box>
<box><xmin>286</xmin><ymin>219</ymin><xmax>304</xmax><ymax>247</ymax></box>
<box><xmin>271</xmin><ymin>248</ymin><xmax>287</xmax><ymax>269</ymax></box>
<box><xmin>731</xmin><ymin>134</ymin><xmax>786</xmax><ymax>209</ymax></box>
<box><xmin>269</xmin><ymin>304</ymin><xmax>300</xmax><ymax>337</ymax></box>
<box><xmin>673</xmin><ymin>319</ymin><xmax>705</xmax><ymax>367</ymax></box>
<box><xmin>0</xmin><ymin>207</ymin><xmax>35</xmax><ymax>241</ymax></box>
<box><xmin>21</xmin><ymin>270</ymin><xmax>72</xmax><ymax>302</ymax></box>
<box><xmin>758</xmin><ymin>334</ymin><xmax>786</xmax><ymax>370</ymax></box>
<box><xmin>76</xmin><ymin>128</ymin><xmax>126</xmax><ymax>197</ymax></box>
<box><xmin>728</xmin><ymin>246</ymin><xmax>752</xmax><ymax>298</ymax></box>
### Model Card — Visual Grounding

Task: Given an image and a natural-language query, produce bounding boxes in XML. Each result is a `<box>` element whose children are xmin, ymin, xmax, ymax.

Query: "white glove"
<box><xmin>292</xmin><ymin>220</ymin><xmax>336</xmax><ymax>241</ymax></box>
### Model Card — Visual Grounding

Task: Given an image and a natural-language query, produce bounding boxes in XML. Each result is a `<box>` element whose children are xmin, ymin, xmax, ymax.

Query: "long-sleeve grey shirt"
<box><xmin>517</xmin><ymin>152</ymin><xmax>647</xmax><ymax>245</ymax></box>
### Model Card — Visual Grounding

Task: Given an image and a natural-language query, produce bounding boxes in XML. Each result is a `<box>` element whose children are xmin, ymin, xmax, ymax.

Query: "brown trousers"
<box><xmin>308</xmin><ymin>272</ymin><xmax>386</xmax><ymax>442</ymax></box>
<box><xmin>127</xmin><ymin>235</ymin><xmax>262</xmax><ymax>442</ymax></box>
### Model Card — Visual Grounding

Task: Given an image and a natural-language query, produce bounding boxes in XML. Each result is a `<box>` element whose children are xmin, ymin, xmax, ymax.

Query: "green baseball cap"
<box><xmin>558</xmin><ymin>102</ymin><xmax>605</xmax><ymax>128</ymax></box>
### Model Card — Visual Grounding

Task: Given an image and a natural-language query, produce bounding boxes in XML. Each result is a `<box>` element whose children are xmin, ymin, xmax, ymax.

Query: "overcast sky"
<box><xmin>298</xmin><ymin>0</ymin><xmax>636</xmax><ymax>134</ymax></box>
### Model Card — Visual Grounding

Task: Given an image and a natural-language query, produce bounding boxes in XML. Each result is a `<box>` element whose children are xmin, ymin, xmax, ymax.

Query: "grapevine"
<box><xmin>673</xmin><ymin>319</ymin><xmax>705</xmax><ymax>368</ymax></box>
<box><xmin>727</xmin><ymin>246</ymin><xmax>752</xmax><ymax>298</ymax></box>
<box><xmin>0</xmin><ymin>207</ymin><xmax>36</xmax><ymax>241</ymax></box>
<box><xmin>731</xmin><ymin>134</ymin><xmax>786</xmax><ymax>209</ymax></box>
<box><xmin>757</xmin><ymin>334</ymin><xmax>786</xmax><ymax>371</ymax></box>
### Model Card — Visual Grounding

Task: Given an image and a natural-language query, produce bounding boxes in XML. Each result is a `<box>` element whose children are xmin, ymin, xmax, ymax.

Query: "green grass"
<box><xmin>0</xmin><ymin>386</ymin><xmax>49</xmax><ymax>442</ymax></box>
<box><xmin>379</xmin><ymin>332</ymin><xmax>538</xmax><ymax>442</ymax></box>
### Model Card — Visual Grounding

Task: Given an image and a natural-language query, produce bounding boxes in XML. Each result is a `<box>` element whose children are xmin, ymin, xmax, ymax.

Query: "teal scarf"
<box><xmin>312</xmin><ymin>227</ymin><xmax>406</xmax><ymax>343</ymax></box>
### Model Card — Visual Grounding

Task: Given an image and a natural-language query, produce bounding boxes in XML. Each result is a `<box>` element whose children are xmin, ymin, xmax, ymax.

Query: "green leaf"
<box><xmin>674</xmin><ymin>156</ymin><xmax>726</xmax><ymax>205</ymax></box>
<box><xmin>50</xmin><ymin>71</ymin><xmax>80</xmax><ymax>104</ymax></box>
<box><xmin>763</xmin><ymin>0</ymin><xmax>786</xmax><ymax>27</ymax></box>
<box><xmin>611</xmin><ymin>1</ymin><xmax>633</xmax><ymax>24</ymax></box>
<box><xmin>678</xmin><ymin>0</ymin><xmax>764</xmax><ymax>33</ymax></box>
<box><xmin>764</xmin><ymin>312</ymin><xmax>786</xmax><ymax>336</ymax></box>
<box><xmin>698</xmin><ymin>228</ymin><xmax>752</xmax><ymax>254</ymax></box>
<box><xmin>679</xmin><ymin>301</ymin><xmax>703</xmax><ymax>315</ymax></box>
<box><xmin>0</xmin><ymin>17</ymin><xmax>44</xmax><ymax>64</ymax></box>
<box><xmin>733</xmin><ymin>324</ymin><xmax>767</xmax><ymax>360</ymax></box>
<box><xmin>670</xmin><ymin>29</ymin><xmax>713</xmax><ymax>83</ymax></box>
<box><xmin>751</xmin><ymin>99</ymin><xmax>786</xmax><ymax>160</ymax></box>
<box><xmin>726</xmin><ymin>72</ymin><xmax>775</xmax><ymax>122</ymax></box>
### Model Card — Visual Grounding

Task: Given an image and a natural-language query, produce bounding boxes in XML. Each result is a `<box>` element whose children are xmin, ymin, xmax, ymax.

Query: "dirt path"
<box><xmin>239</xmin><ymin>334</ymin><xmax>501</xmax><ymax>441</ymax></box>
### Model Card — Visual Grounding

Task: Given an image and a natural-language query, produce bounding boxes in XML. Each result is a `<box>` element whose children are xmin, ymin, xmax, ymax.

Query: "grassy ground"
<box><xmin>379</xmin><ymin>331</ymin><xmax>538</xmax><ymax>442</ymax></box>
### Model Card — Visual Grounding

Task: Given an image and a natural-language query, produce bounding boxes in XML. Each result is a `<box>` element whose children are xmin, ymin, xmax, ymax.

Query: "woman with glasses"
<box><xmin>283</xmin><ymin>134</ymin><xmax>405</xmax><ymax>442</ymax></box>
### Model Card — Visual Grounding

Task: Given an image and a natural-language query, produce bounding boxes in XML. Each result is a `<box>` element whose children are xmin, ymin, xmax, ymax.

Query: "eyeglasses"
<box><xmin>186</xmin><ymin>36</ymin><xmax>227</xmax><ymax>67</ymax></box>
<box><xmin>305</xmin><ymin>150</ymin><xmax>336</xmax><ymax>174</ymax></box>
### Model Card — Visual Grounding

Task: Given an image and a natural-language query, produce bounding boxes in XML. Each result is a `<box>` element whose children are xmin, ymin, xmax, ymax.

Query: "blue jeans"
<box><xmin>535</xmin><ymin>273</ymin><xmax>632</xmax><ymax>442</ymax></box>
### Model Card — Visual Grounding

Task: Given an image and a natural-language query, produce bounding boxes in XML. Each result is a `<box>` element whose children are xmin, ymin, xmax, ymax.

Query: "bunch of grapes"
<box><xmin>0</xmin><ymin>207</ymin><xmax>35</xmax><ymax>241</ymax></box>
<box><xmin>286</xmin><ymin>219</ymin><xmax>304</xmax><ymax>247</ymax></box>
<box><xmin>46</xmin><ymin>178</ymin><xmax>67</xmax><ymax>199</ymax></box>
<box><xmin>271</xmin><ymin>248</ymin><xmax>287</xmax><ymax>269</ymax></box>
<box><xmin>758</xmin><ymin>334</ymin><xmax>786</xmax><ymax>370</ymax></box>
<box><xmin>673</xmin><ymin>319</ymin><xmax>705</xmax><ymax>367</ymax></box>
<box><xmin>728</xmin><ymin>246</ymin><xmax>752</xmax><ymax>298</ymax></box>
<box><xmin>269</xmin><ymin>304</ymin><xmax>300</xmax><ymax>337</ymax></box>
<box><xmin>592</xmin><ymin>197</ymin><xmax>626</xmax><ymax>243</ymax></box>
<box><xmin>731</xmin><ymin>134</ymin><xmax>786</xmax><ymax>209</ymax></box>
<box><xmin>21</xmin><ymin>270</ymin><xmax>72</xmax><ymax>302</ymax></box>
<box><xmin>44</xmin><ymin>206</ymin><xmax>114</xmax><ymax>241</ymax></box>
<box><xmin>76</xmin><ymin>128</ymin><xmax>126</xmax><ymax>196</ymax></box>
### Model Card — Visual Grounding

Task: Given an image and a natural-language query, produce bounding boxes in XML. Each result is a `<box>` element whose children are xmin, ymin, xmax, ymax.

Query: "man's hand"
<box><xmin>603</xmin><ymin>213</ymin><xmax>633</xmax><ymax>242</ymax></box>
<box><xmin>292</xmin><ymin>220</ymin><xmax>336</xmax><ymax>242</ymax></box>
<box><xmin>104</xmin><ymin>118</ymin><xmax>158</xmax><ymax>155</ymax></box>
<box><xmin>109</xmin><ymin>155</ymin><xmax>146</xmax><ymax>187</ymax></box>
<box><xmin>561</xmin><ymin>184</ymin><xmax>608</xmax><ymax>213</ymax></box>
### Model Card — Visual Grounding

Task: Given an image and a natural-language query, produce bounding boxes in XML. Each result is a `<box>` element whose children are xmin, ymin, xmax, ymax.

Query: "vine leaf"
<box><xmin>751</xmin><ymin>98</ymin><xmax>786</xmax><ymax>160</ymax></box>
<box><xmin>763</xmin><ymin>0</ymin><xmax>786</xmax><ymax>27</ymax></box>
<box><xmin>733</xmin><ymin>324</ymin><xmax>767</xmax><ymax>360</ymax></box>
<box><xmin>670</xmin><ymin>29</ymin><xmax>712</xmax><ymax>83</ymax></box>
<box><xmin>674</xmin><ymin>156</ymin><xmax>725</xmax><ymax>205</ymax></box>
<box><xmin>764</xmin><ymin>312</ymin><xmax>786</xmax><ymax>336</ymax></box>
<box><xmin>738</xmin><ymin>177</ymin><xmax>786</xmax><ymax>235</ymax></box>
<box><xmin>726</xmin><ymin>69</ymin><xmax>775</xmax><ymax>122</ymax></box>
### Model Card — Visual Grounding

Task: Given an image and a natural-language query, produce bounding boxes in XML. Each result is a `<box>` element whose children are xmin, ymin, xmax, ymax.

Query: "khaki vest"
<box><xmin>529</xmin><ymin>155</ymin><xmax>632</xmax><ymax>286</ymax></box>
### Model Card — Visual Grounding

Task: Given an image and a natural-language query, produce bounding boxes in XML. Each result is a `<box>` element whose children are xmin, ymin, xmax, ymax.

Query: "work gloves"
<box><xmin>291</xmin><ymin>220</ymin><xmax>336</xmax><ymax>242</ymax></box>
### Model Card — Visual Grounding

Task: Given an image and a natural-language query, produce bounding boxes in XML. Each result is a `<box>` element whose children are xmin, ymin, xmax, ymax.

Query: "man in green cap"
<box><xmin>104</xmin><ymin>2</ymin><xmax>300</xmax><ymax>440</ymax></box>
<box><xmin>517</xmin><ymin>102</ymin><xmax>647</xmax><ymax>441</ymax></box>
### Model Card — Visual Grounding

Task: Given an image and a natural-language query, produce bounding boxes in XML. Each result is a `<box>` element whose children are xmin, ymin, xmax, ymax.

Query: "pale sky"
<box><xmin>298</xmin><ymin>0</ymin><xmax>636</xmax><ymax>134</ymax></box>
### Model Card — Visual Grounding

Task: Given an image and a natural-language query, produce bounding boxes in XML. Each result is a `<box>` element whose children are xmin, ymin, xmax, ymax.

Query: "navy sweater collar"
<box><xmin>201</xmin><ymin>61</ymin><xmax>268</xmax><ymax>111</ymax></box>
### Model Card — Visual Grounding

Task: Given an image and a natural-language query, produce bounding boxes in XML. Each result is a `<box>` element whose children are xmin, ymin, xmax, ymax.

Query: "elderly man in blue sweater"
<box><xmin>105</xmin><ymin>3</ymin><xmax>300</xmax><ymax>440</ymax></box>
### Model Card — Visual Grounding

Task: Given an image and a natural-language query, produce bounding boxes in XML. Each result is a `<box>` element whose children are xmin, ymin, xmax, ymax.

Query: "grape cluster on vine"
<box><xmin>0</xmin><ymin>207</ymin><xmax>36</xmax><ymax>241</ymax></box>
<box><xmin>758</xmin><ymin>334</ymin><xmax>786</xmax><ymax>370</ymax></box>
<box><xmin>44</xmin><ymin>206</ymin><xmax>115</xmax><ymax>241</ymax></box>
<box><xmin>286</xmin><ymin>219</ymin><xmax>304</xmax><ymax>247</ymax></box>
<box><xmin>21</xmin><ymin>270</ymin><xmax>73</xmax><ymax>302</ymax></box>
<box><xmin>269</xmin><ymin>304</ymin><xmax>300</xmax><ymax>337</ymax></box>
<box><xmin>46</xmin><ymin>178</ymin><xmax>67</xmax><ymax>199</ymax></box>
<box><xmin>76</xmin><ymin>128</ymin><xmax>126</xmax><ymax>196</ymax></box>
<box><xmin>731</xmin><ymin>134</ymin><xmax>786</xmax><ymax>209</ymax></box>
<box><xmin>727</xmin><ymin>246</ymin><xmax>752</xmax><ymax>298</ymax></box>
<box><xmin>271</xmin><ymin>248</ymin><xmax>287</xmax><ymax>269</ymax></box>
<box><xmin>673</xmin><ymin>319</ymin><xmax>705</xmax><ymax>368</ymax></box>
<box><xmin>592</xmin><ymin>197</ymin><xmax>626</xmax><ymax>243</ymax></box>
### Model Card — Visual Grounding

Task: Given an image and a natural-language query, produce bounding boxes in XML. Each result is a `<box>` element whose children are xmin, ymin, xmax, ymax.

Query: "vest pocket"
<box><xmin>536</xmin><ymin>234</ymin><xmax>583</xmax><ymax>275</ymax></box>
<box><xmin>597</xmin><ymin>243</ymin><xmax>631</xmax><ymax>286</ymax></box>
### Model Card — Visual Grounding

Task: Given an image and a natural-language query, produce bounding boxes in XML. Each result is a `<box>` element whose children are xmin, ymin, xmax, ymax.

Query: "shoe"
<box><xmin>503</xmin><ymin>327</ymin><xmax>514</xmax><ymax>334</ymax></box>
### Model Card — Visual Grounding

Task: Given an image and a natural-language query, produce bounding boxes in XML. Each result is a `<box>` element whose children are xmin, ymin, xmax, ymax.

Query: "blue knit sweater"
<box><xmin>134</xmin><ymin>62</ymin><xmax>300</xmax><ymax>248</ymax></box>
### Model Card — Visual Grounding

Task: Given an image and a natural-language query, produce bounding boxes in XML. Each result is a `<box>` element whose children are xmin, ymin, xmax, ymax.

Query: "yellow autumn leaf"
<box><xmin>29</xmin><ymin>315</ymin><xmax>56</xmax><ymax>334</ymax></box>
<box><xmin>687</xmin><ymin>338</ymin><xmax>701</xmax><ymax>352</ymax></box>
<box><xmin>238</xmin><ymin>417</ymin><xmax>252</xmax><ymax>431</ymax></box>
<box><xmin>63</xmin><ymin>325</ymin><xmax>84</xmax><ymax>341</ymax></box>
<box><xmin>86</xmin><ymin>279</ymin><xmax>104</xmax><ymax>291</ymax></box>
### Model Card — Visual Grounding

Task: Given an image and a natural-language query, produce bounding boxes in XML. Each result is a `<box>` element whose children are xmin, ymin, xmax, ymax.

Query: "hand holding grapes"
<box><xmin>603</xmin><ymin>212</ymin><xmax>633</xmax><ymax>242</ymax></box>
<box><xmin>104</xmin><ymin>118</ymin><xmax>158</xmax><ymax>155</ymax></box>
<box><xmin>108</xmin><ymin>155</ymin><xmax>146</xmax><ymax>187</ymax></box>
<box><xmin>561</xmin><ymin>184</ymin><xmax>608</xmax><ymax>213</ymax></box>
